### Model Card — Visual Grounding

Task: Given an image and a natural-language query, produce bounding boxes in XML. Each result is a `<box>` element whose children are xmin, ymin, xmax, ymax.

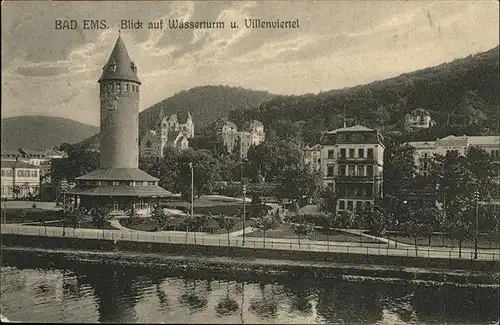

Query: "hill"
<box><xmin>229</xmin><ymin>46</ymin><xmax>499</xmax><ymax>144</ymax></box>
<box><xmin>1</xmin><ymin>116</ymin><xmax>99</xmax><ymax>150</ymax></box>
<box><xmin>80</xmin><ymin>85</ymin><xmax>276</xmax><ymax>148</ymax></box>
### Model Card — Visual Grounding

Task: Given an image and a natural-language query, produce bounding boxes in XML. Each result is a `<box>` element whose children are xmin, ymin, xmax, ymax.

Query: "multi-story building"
<box><xmin>139</xmin><ymin>109</ymin><xmax>193</xmax><ymax>159</ymax></box>
<box><xmin>405</xmin><ymin>108</ymin><xmax>434</xmax><ymax>130</ymax></box>
<box><xmin>212</xmin><ymin>118</ymin><xmax>266</xmax><ymax>159</ymax></box>
<box><xmin>303</xmin><ymin>144</ymin><xmax>322</xmax><ymax>172</ymax></box>
<box><xmin>1</xmin><ymin>160</ymin><xmax>41</xmax><ymax>199</ymax></box>
<box><xmin>407</xmin><ymin>135</ymin><xmax>500</xmax><ymax>212</ymax></box>
<box><xmin>407</xmin><ymin>135</ymin><xmax>500</xmax><ymax>176</ymax></box>
<box><xmin>1</xmin><ymin>148</ymin><xmax>67</xmax><ymax>185</ymax></box>
<box><xmin>319</xmin><ymin>125</ymin><xmax>385</xmax><ymax>212</ymax></box>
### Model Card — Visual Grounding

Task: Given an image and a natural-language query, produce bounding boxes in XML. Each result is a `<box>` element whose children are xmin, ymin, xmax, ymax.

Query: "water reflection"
<box><xmin>178</xmin><ymin>278</ymin><xmax>209</xmax><ymax>313</ymax></box>
<box><xmin>0</xmin><ymin>261</ymin><xmax>498</xmax><ymax>324</ymax></box>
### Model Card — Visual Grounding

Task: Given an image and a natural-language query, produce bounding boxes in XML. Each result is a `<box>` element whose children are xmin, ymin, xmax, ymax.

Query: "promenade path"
<box><xmin>1</xmin><ymin>223</ymin><xmax>497</xmax><ymax>262</ymax></box>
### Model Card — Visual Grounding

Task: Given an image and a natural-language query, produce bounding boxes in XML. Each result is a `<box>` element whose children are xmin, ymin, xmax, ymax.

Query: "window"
<box><xmin>327</xmin><ymin>150</ymin><xmax>334</xmax><ymax>159</ymax></box>
<box><xmin>1</xmin><ymin>170</ymin><xmax>5</xmax><ymax>177</ymax></box>
<box><xmin>347</xmin><ymin>201</ymin><xmax>353</xmax><ymax>211</ymax></box>
<box><xmin>340</xmin><ymin>149</ymin><xmax>346</xmax><ymax>158</ymax></box>
<box><xmin>367</xmin><ymin>148</ymin><xmax>374</xmax><ymax>158</ymax></box>
<box><xmin>339</xmin><ymin>165</ymin><xmax>346</xmax><ymax>176</ymax></box>
<box><xmin>357</xmin><ymin>165</ymin><xmax>364</xmax><ymax>176</ymax></box>
<box><xmin>31</xmin><ymin>170</ymin><xmax>38</xmax><ymax>178</ymax></box>
<box><xmin>327</xmin><ymin>165</ymin><xmax>335</xmax><ymax>177</ymax></box>
<box><xmin>339</xmin><ymin>201</ymin><xmax>345</xmax><ymax>210</ymax></box>
<box><xmin>366</xmin><ymin>185</ymin><xmax>373</xmax><ymax>196</ymax></box>
<box><xmin>366</xmin><ymin>165</ymin><xmax>373</xmax><ymax>176</ymax></box>
<box><xmin>115</xmin><ymin>83</ymin><xmax>121</xmax><ymax>92</ymax></box>
<box><xmin>349</xmin><ymin>149</ymin><xmax>355</xmax><ymax>158</ymax></box>
<box><xmin>358</xmin><ymin>148</ymin><xmax>364</xmax><ymax>158</ymax></box>
<box><xmin>348</xmin><ymin>165</ymin><xmax>355</xmax><ymax>176</ymax></box>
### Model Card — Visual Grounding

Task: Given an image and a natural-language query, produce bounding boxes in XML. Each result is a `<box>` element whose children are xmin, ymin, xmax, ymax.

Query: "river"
<box><xmin>0</xmin><ymin>259</ymin><xmax>498</xmax><ymax>324</ymax></box>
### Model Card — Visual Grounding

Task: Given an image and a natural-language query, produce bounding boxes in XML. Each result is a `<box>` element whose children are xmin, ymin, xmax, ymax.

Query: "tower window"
<box><xmin>124</xmin><ymin>83</ymin><xmax>128</xmax><ymax>92</ymax></box>
<box><xmin>115</xmin><ymin>83</ymin><xmax>121</xmax><ymax>92</ymax></box>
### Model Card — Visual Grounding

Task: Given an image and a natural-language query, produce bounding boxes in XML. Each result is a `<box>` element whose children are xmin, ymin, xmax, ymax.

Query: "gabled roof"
<box><xmin>99</xmin><ymin>35</ymin><xmax>140</xmax><ymax>84</ymax></box>
<box><xmin>1</xmin><ymin>160</ymin><xmax>39</xmax><ymax>169</ymax></box>
<box><xmin>468</xmin><ymin>136</ymin><xmax>499</xmax><ymax>145</ymax></box>
<box><xmin>1</xmin><ymin>150</ymin><xmax>23</xmax><ymax>158</ymax></box>
<box><xmin>76</xmin><ymin>168</ymin><xmax>158</xmax><ymax>181</ymax></box>
<box><xmin>67</xmin><ymin>185</ymin><xmax>173</xmax><ymax>197</ymax></box>
<box><xmin>324</xmin><ymin>124</ymin><xmax>374</xmax><ymax>134</ymax></box>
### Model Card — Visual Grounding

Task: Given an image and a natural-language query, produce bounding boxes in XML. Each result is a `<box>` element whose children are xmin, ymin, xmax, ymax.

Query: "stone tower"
<box><xmin>98</xmin><ymin>34</ymin><xmax>140</xmax><ymax>169</ymax></box>
<box><xmin>67</xmin><ymin>34</ymin><xmax>173</xmax><ymax>215</ymax></box>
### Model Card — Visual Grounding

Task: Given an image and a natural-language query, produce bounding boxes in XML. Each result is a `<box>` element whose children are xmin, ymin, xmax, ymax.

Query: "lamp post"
<box><xmin>474</xmin><ymin>189</ymin><xmax>479</xmax><ymax>259</ymax></box>
<box><xmin>189</xmin><ymin>162</ymin><xmax>194</xmax><ymax>216</ymax></box>
<box><xmin>242</xmin><ymin>184</ymin><xmax>247</xmax><ymax>246</ymax></box>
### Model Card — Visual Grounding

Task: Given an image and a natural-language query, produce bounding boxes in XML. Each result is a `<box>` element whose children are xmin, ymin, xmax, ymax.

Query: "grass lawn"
<box><xmin>119</xmin><ymin>216</ymin><xmax>247</xmax><ymax>234</ymax></box>
<box><xmin>385</xmin><ymin>233</ymin><xmax>499</xmax><ymax>249</ymax></box>
<box><xmin>246</xmin><ymin>224</ymin><xmax>383</xmax><ymax>244</ymax></box>
<box><xmin>25</xmin><ymin>220</ymin><xmax>117</xmax><ymax>230</ymax></box>
<box><xmin>1</xmin><ymin>208</ymin><xmax>63</xmax><ymax>224</ymax></box>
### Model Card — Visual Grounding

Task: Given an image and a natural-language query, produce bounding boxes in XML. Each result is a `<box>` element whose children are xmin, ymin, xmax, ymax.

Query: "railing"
<box><xmin>1</xmin><ymin>224</ymin><xmax>498</xmax><ymax>261</ymax></box>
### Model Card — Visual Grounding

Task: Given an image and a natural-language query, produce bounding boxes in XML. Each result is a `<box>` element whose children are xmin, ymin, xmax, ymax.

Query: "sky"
<box><xmin>2</xmin><ymin>1</ymin><xmax>499</xmax><ymax>126</ymax></box>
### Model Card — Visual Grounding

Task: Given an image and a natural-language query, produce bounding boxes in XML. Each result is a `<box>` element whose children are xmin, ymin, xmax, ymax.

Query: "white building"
<box><xmin>405</xmin><ymin>108</ymin><xmax>434</xmax><ymax>130</ymax></box>
<box><xmin>407</xmin><ymin>135</ymin><xmax>500</xmax><ymax>176</ymax></box>
<box><xmin>213</xmin><ymin>118</ymin><xmax>266</xmax><ymax>159</ymax></box>
<box><xmin>1</xmin><ymin>160</ymin><xmax>41</xmax><ymax>199</ymax></box>
<box><xmin>139</xmin><ymin>109</ymin><xmax>193</xmax><ymax>159</ymax></box>
<box><xmin>303</xmin><ymin>144</ymin><xmax>322</xmax><ymax>172</ymax></box>
<box><xmin>319</xmin><ymin>125</ymin><xmax>385</xmax><ymax>212</ymax></box>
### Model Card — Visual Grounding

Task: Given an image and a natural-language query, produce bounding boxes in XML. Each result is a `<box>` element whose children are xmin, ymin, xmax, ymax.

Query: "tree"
<box><xmin>182</xmin><ymin>214</ymin><xmax>210</xmax><ymax>244</ymax></box>
<box><xmin>275</xmin><ymin>165</ymin><xmax>322</xmax><ymax>203</ymax></box>
<box><xmin>291</xmin><ymin>223</ymin><xmax>313</xmax><ymax>249</ymax></box>
<box><xmin>246</xmin><ymin>139</ymin><xmax>303</xmax><ymax>183</ymax></box>
<box><xmin>383</xmin><ymin>143</ymin><xmax>417</xmax><ymax>215</ymax></box>
<box><xmin>401</xmin><ymin>207</ymin><xmax>435</xmax><ymax>255</ymax></box>
<box><xmin>90</xmin><ymin>206</ymin><xmax>109</xmax><ymax>227</ymax></box>
<box><xmin>358</xmin><ymin>204</ymin><xmax>388</xmax><ymax>238</ymax></box>
<box><xmin>445</xmin><ymin>215</ymin><xmax>474</xmax><ymax>258</ymax></box>
<box><xmin>67</xmin><ymin>207</ymin><xmax>86</xmax><ymax>228</ymax></box>
<box><xmin>251</xmin><ymin>214</ymin><xmax>278</xmax><ymax>247</ymax></box>
<box><xmin>51</xmin><ymin>144</ymin><xmax>99</xmax><ymax>182</ymax></box>
<box><xmin>320</xmin><ymin>211</ymin><xmax>355</xmax><ymax>242</ymax></box>
<box><xmin>151</xmin><ymin>206</ymin><xmax>171</xmax><ymax>231</ymax></box>
<box><xmin>216</xmin><ymin>214</ymin><xmax>238</xmax><ymax>245</ymax></box>
<box><xmin>320</xmin><ymin>188</ymin><xmax>339</xmax><ymax>214</ymax></box>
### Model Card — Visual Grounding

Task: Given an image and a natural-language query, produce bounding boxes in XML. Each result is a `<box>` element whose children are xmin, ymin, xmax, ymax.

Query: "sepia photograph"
<box><xmin>1</xmin><ymin>0</ymin><xmax>499</xmax><ymax>324</ymax></box>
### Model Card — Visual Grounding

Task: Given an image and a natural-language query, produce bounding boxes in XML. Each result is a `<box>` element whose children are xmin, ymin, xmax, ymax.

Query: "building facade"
<box><xmin>319</xmin><ymin>125</ymin><xmax>385</xmax><ymax>212</ymax></box>
<box><xmin>407</xmin><ymin>135</ymin><xmax>500</xmax><ymax>176</ymax></box>
<box><xmin>67</xmin><ymin>34</ymin><xmax>172</xmax><ymax>216</ymax></box>
<box><xmin>303</xmin><ymin>144</ymin><xmax>322</xmax><ymax>172</ymax></box>
<box><xmin>405</xmin><ymin>108</ymin><xmax>434</xmax><ymax>130</ymax></box>
<box><xmin>214</xmin><ymin>118</ymin><xmax>265</xmax><ymax>159</ymax></box>
<box><xmin>139</xmin><ymin>109</ymin><xmax>193</xmax><ymax>159</ymax></box>
<box><xmin>407</xmin><ymin>135</ymin><xmax>500</xmax><ymax>212</ymax></box>
<box><xmin>1</xmin><ymin>160</ymin><xmax>40</xmax><ymax>199</ymax></box>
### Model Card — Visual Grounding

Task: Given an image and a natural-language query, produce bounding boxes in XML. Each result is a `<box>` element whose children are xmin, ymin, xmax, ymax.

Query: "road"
<box><xmin>1</xmin><ymin>223</ymin><xmax>497</xmax><ymax>261</ymax></box>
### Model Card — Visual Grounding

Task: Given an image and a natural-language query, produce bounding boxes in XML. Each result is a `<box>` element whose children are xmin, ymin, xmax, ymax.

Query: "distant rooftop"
<box><xmin>1</xmin><ymin>160</ymin><xmax>39</xmax><ymax>169</ymax></box>
<box><xmin>323</xmin><ymin>125</ymin><xmax>374</xmax><ymax>134</ymax></box>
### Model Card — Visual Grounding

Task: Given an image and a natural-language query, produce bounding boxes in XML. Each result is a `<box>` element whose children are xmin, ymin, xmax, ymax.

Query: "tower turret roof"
<box><xmin>99</xmin><ymin>34</ymin><xmax>141</xmax><ymax>84</ymax></box>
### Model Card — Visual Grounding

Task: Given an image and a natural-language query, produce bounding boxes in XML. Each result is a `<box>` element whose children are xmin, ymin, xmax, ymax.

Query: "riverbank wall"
<box><xmin>2</xmin><ymin>246</ymin><xmax>498</xmax><ymax>286</ymax></box>
<box><xmin>2</xmin><ymin>233</ymin><xmax>498</xmax><ymax>277</ymax></box>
